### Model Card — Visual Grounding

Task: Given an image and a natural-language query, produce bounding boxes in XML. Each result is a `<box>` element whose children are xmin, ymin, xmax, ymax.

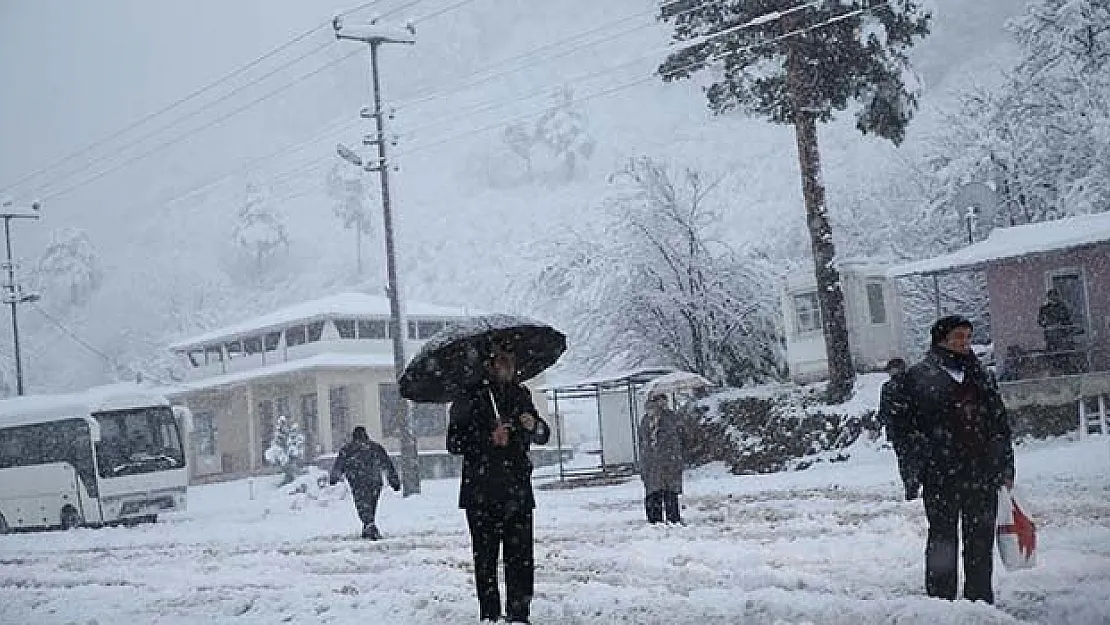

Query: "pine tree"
<box><xmin>659</xmin><ymin>1</ymin><xmax>930</xmax><ymax>401</ymax></box>
<box><xmin>265</xmin><ymin>415</ymin><xmax>306</xmax><ymax>485</ymax></box>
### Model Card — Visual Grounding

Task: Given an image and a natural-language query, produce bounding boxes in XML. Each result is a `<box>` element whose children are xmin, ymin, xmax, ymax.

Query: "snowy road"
<box><xmin>2</xmin><ymin>438</ymin><xmax>1109</xmax><ymax>625</ymax></box>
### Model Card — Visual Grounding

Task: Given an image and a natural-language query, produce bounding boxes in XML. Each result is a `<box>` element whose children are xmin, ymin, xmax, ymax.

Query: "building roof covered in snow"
<box><xmin>169</xmin><ymin>292</ymin><xmax>483</xmax><ymax>350</ymax></box>
<box><xmin>887</xmin><ymin>211</ymin><xmax>1110</xmax><ymax>278</ymax></box>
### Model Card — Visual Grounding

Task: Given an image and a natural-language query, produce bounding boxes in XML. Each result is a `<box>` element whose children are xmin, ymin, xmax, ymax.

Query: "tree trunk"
<box><xmin>787</xmin><ymin>44</ymin><xmax>855</xmax><ymax>403</ymax></box>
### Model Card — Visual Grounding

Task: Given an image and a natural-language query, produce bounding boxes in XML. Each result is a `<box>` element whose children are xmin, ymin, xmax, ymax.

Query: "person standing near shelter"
<box><xmin>329</xmin><ymin>426</ymin><xmax>401</xmax><ymax>540</ymax></box>
<box><xmin>901</xmin><ymin>315</ymin><xmax>1015</xmax><ymax>604</ymax></box>
<box><xmin>447</xmin><ymin>342</ymin><xmax>551</xmax><ymax>624</ymax></box>
<box><xmin>876</xmin><ymin>357</ymin><xmax>918</xmax><ymax>500</ymax></box>
<box><xmin>638</xmin><ymin>390</ymin><xmax>687</xmax><ymax>524</ymax></box>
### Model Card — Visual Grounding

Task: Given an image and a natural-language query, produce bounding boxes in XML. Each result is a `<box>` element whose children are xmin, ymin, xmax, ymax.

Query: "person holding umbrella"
<box><xmin>638</xmin><ymin>390</ymin><xmax>688</xmax><ymax>524</ymax></box>
<box><xmin>447</xmin><ymin>340</ymin><xmax>551</xmax><ymax>624</ymax></box>
<box><xmin>400</xmin><ymin>314</ymin><xmax>565</xmax><ymax>624</ymax></box>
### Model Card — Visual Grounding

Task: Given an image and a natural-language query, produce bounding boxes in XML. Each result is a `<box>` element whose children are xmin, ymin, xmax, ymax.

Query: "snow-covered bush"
<box><xmin>264</xmin><ymin>415</ymin><xmax>305</xmax><ymax>485</ymax></box>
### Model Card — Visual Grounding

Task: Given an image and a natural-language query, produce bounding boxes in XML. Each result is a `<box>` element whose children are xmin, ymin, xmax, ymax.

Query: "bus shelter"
<box><xmin>541</xmin><ymin>367</ymin><xmax>674</xmax><ymax>482</ymax></box>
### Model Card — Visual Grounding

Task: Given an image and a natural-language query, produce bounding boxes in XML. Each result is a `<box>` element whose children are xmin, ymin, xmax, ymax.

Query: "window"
<box><xmin>329</xmin><ymin>386</ymin><xmax>351</xmax><ymax>451</ymax></box>
<box><xmin>793</xmin><ymin>292</ymin><xmax>822</xmax><ymax>333</ymax></box>
<box><xmin>335</xmin><ymin>320</ymin><xmax>357</xmax><ymax>339</ymax></box>
<box><xmin>358</xmin><ymin>319</ymin><xmax>389</xmax><ymax>339</ymax></box>
<box><xmin>204</xmin><ymin>346</ymin><xmax>223</xmax><ymax>365</ymax></box>
<box><xmin>285</xmin><ymin>325</ymin><xmax>307</xmax><ymax>347</ymax></box>
<box><xmin>275</xmin><ymin>396</ymin><xmax>290</xmax><ymax>420</ymax></box>
<box><xmin>225</xmin><ymin>340</ymin><xmax>244</xmax><ymax>359</ymax></box>
<box><xmin>414</xmin><ymin>403</ymin><xmax>447</xmax><ymax>437</ymax></box>
<box><xmin>379</xmin><ymin>383</ymin><xmax>403</xmax><ymax>438</ymax></box>
<box><xmin>192</xmin><ymin>411</ymin><xmax>217</xmax><ymax>456</ymax></box>
<box><xmin>307</xmin><ymin>321</ymin><xmax>325</xmax><ymax>342</ymax></box>
<box><xmin>258</xmin><ymin>400</ymin><xmax>275</xmax><ymax>452</ymax></box>
<box><xmin>243</xmin><ymin>336</ymin><xmax>264</xmax><ymax>354</ymax></box>
<box><xmin>866</xmin><ymin>282</ymin><xmax>887</xmax><ymax>325</ymax></box>
<box><xmin>0</xmin><ymin>419</ymin><xmax>98</xmax><ymax>497</ymax></box>
<box><xmin>409</xmin><ymin>320</ymin><xmax>446</xmax><ymax>339</ymax></box>
<box><xmin>94</xmin><ymin>407</ymin><xmax>184</xmax><ymax>478</ymax></box>
<box><xmin>1049</xmin><ymin>270</ymin><xmax>1088</xmax><ymax>335</ymax></box>
<box><xmin>264</xmin><ymin>332</ymin><xmax>281</xmax><ymax>351</ymax></box>
<box><xmin>379</xmin><ymin>383</ymin><xmax>445</xmax><ymax>437</ymax></box>
<box><xmin>301</xmin><ymin>393</ymin><xmax>319</xmax><ymax>458</ymax></box>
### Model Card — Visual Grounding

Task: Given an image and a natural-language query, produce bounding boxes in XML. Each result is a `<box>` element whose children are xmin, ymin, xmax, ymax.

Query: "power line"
<box><xmin>39</xmin><ymin>50</ymin><xmax>363</xmax><ymax>202</ymax></box>
<box><xmin>392</xmin><ymin>0</ymin><xmax>719</xmax><ymax>111</ymax></box>
<box><xmin>29</xmin><ymin>302</ymin><xmax>168</xmax><ymax>386</ymax></box>
<box><xmin>394</xmin><ymin>0</ymin><xmax>818</xmax><ymax>139</ymax></box>
<box><xmin>0</xmin><ymin>23</ymin><xmax>332</xmax><ymax>196</ymax></box>
<box><xmin>0</xmin><ymin>0</ymin><xmax>403</xmax><ymax>197</ymax></box>
<box><xmin>29</xmin><ymin>39</ymin><xmax>336</xmax><ymax>198</ymax></box>
<box><xmin>390</xmin><ymin>1</ymin><xmax>887</xmax><ymax>161</ymax></box>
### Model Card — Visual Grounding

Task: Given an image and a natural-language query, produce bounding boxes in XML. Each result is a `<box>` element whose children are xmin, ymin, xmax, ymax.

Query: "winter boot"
<box><xmin>362</xmin><ymin>523</ymin><xmax>382</xmax><ymax>540</ymax></box>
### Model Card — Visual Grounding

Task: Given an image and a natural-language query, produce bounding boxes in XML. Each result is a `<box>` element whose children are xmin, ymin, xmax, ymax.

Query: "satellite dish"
<box><xmin>948</xmin><ymin>182</ymin><xmax>1000</xmax><ymax>242</ymax></box>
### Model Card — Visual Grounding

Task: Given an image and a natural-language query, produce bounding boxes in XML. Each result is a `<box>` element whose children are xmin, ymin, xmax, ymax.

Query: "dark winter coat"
<box><xmin>329</xmin><ymin>439</ymin><xmax>401</xmax><ymax>492</ymax></box>
<box><xmin>638</xmin><ymin>405</ymin><xmax>686</xmax><ymax>494</ymax></box>
<box><xmin>447</xmin><ymin>381</ymin><xmax>550</xmax><ymax>510</ymax></box>
<box><xmin>877</xmin><ymin>373</ymin><xmax>910</xmax><ymax>452</ymax></box>
<box><xmin>901</xmin><ymin>346</ymin><xmax>1015</xmax><ymax>490</ymax></box>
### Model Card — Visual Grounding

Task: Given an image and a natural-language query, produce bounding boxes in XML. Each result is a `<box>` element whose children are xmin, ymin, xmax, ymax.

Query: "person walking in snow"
<box><xmin>901</xmin><ymin>315</ymin><xmax>1015</xmax><ymax>604</ymax></box>
<box><xmin>638</xmin><ymin>391</ymin><xmax>687</xmax><ymax>524</ymax></box>
<box><xmin>447</xmin><ymin>342</ymin><xmax>551</xmax><ymax>624</ymax></box>
<box><xmin>876</xmin><ymin>357</ymin><xmax>918</xmax><ymax>500</ymax></box>
<box><xmin>329</xmin><ymin>426</ymin><xmax>401</xmax><ymax>540</ymax></box>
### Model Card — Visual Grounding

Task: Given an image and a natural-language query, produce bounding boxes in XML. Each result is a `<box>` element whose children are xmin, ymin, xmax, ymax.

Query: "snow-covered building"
<box><xmin>780</xmin><ymin>261</ymin><xmax>905</xmax><ymax>383</ymax></box>
<box><xmin>164</xmin><ymin>292</ymin><xmax>547</xmax><ymax>482</ymax></box>
<box><xmin>888</xmin><ymin>212</ymin><xmax>1110</xmax><ymax>414</ymax></box>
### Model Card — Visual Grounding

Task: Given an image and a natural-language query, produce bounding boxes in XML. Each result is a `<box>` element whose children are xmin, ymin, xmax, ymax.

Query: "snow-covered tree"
<box><xmin>33</xmin><ymin>228</ymin><xmax>102</xmax><ymax>309</ymax></box>
<box><xmin>501</xmin><ymin>86</ymin><xmax>595</xmax><ymax>185</ymax></box>
<box><xmin>230</xmin><ymin>183</ymin><xmax>290</xmax><ymax>285</ymax></box>
<box><xmin>659</xmin><ymin>0</ymin><xmax>932</xmax><ymax>401</ymax></box>
<box><xmin>532</xmin><ymin>157</ymin><xmax>785</xmax><ymax>386</ymax></box>
<box><xmin>326</xmin><ymin>164</ymin><xmax>375</xmax><ymax>276</ymax></box>
<box><xmin>926</xmin><ymin>0</ymin><xmax>1110</xmax><ymax>224</ymax></box>
<box><xmin>264</xmin><ymin>415</ymin><xmax>305</xmax><ymax>485</ymax></box>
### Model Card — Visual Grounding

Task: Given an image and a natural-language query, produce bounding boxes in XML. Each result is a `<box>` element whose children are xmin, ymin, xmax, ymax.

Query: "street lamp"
<box><xmin>0</xmin><ymin>197</ymin><xmax>42</xmax><ymax>395</ymax></box>
<box><xmin>333</xmin><ymin>16</ymin><xmax>421</xmax><ymax>496</ymax></box>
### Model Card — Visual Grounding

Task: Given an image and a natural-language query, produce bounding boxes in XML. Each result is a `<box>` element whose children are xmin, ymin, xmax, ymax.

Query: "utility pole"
<box><xmin>0</xmin><ymin>198</ymin><xmax>42</xmax><ymax>396</ymax></box>
<box><xmin>334</xmin><ymin>16</ymin><xmax>421</xmax><ymax>496</ymax></box>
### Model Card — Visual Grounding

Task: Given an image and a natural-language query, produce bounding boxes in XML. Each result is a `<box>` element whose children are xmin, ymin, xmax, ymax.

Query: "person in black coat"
<box><xmin>447</xmin><ymin>343</ymin><xmax>551</xmax><ymax>624</ymax></box>
<box><xmin>329</xmin><ymin>426</ymin><xmax>401</xmax><ymax>540</ymax></box>
<box><xmin>901</xmin><ymin>315</ymin><xmax>1015</xmax><ymax>604</ymax></box>
<box><xmin>876</xmin><ymin>357</ymin><xmax>918</xmax><ymax>500</ymax></box>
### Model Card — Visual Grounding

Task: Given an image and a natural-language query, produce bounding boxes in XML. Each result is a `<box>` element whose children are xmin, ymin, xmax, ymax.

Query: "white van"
<box><xmin>0</xmin><ymin>384</ymin><xmax>189</xmax><ymax>533</ymax></box>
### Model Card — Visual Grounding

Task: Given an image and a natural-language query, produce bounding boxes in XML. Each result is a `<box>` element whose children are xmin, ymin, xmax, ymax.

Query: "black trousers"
<box><xmin>645</xmin><ymin>490</ymin><xmax>681</xmax><ymax>524</ymax></box>
<box><xmin>466</xmin><ymin>505</ymin><xmax>534</xmax><ymax>622</ymax></box>
<box><xmin>922</xmin><ymin>480</ymin><xmax>998</xmax><ymax>603</ymax></box>
<box><xmin>352</xmin><ymin>484</ymin><xmax>382</xmax><ymax>527</ymax></box>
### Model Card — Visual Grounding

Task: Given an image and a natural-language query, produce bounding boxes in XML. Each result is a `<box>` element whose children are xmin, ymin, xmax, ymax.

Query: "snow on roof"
<box><xmin>169</xmin><ymin>292</ymin><xmax>484</xmax><ymax>350</ymax></box>
<box><xmin>0</xmin><ymin>383</ymin><xmax>170</xmax><ymax>427</ymax></box>
<box><xmin>539</xmin><ymin>366</ymin><xmax>677</xmax><ymax>392</ymax></box>
<box><xmin>888</xmin><ymin>212</ymin><xmax>1110</xmax><ymax>278</ymax></box>
<box><xmin>165</xmin><ymin>353</ymin><xmax>396</xmax><ymax>394</ymax></box>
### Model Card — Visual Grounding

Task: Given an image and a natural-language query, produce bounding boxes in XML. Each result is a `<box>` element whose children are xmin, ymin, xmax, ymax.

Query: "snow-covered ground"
<box><xmin>2</xmin><ymin>437</ymin><xmax>1109</xmax><ymax>625</ymax></box>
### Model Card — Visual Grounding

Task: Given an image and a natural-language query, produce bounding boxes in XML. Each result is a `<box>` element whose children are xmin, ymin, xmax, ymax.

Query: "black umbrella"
<box><xmin>399</xmin><ymin>314</ymin><xmax>566</xmax><ymax>403</ymax></box>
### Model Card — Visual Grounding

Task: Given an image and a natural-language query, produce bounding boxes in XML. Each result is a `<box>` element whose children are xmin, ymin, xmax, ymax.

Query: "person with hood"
<box><xmin>329</xmin><ymin>426</ymin><xmax>401</xmax><ymax>540</ymax></box>
<box><xmin>901</xmin><ymin>315</ymin><xmax>1015</xmax><ymax>604</ymax></box>
<box><xmin>876</xmin><ymin>357</ymin><xmax>917</xmax><ymax>500</ymax></box>
<box><xmin>447</xmin><ymin>341</ymin><xmax>551</xmax><ymax>624</ymax></box>
<box><xmin>638</xmin><ymin>390</ymin><xmax>687</xmax><ymax>524</ymax></box>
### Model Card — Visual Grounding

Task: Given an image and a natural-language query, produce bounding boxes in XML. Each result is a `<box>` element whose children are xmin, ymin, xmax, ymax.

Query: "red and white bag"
<box><xmin>996</xmin><ymin>486</ymin><xmax>1037</xmax><ymax>570</ymax></box>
